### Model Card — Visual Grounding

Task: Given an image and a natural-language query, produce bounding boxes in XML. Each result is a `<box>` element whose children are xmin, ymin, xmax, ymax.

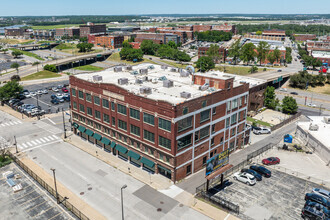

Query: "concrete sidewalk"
<box><xmin>64</xmin><ymin>132</ymin><xmax>237</xmax><ymax>220</ymax></box>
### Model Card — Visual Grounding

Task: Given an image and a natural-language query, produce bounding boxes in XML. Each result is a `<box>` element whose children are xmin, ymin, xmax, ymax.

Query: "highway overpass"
<box><xmin>10</xmin><ymin>43</ymin><xmax>60</xmax><ymax>50</ymax></box>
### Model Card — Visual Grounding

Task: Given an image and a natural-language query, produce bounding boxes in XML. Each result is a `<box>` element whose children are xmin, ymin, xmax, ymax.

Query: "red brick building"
<box><xmin>5</xmin><ymin>28</ymin><xmax>26</xmax><ymax>37</ymax></box>
<box><xmin>193</xmin><ymin>25</ymin><xmax>212</xmax><ymax>33</ymax></box>
<box><xmin>135</xmin><ymin>33</ymin><xmax>181</xmax><ymax>45</ymax></box>
<box><xmin>198</xmin><ymin>46</ymin><xmax>227</xmax><ymax>63</ymax></box>
<box><xmin>94</xmin><ymin>35</ymin><xmax>124</xmax><ymax>49</ymax></box>
<box><xmin>306</xmin><ymin>40</ymin><xmax>330</xmax><ymax>53</ymax></box>
<box><xmin>262</xmin><ymin>29</ymin><xmax>286</xmax><ymax>41</ymax></box>
<box><xmin>79</xmin><ymin>23</ymin><xmax>106</xmax><ymax>37</ymax></box>
<box><xmin>55</xmin><ymin>28</ymin><xmax>80</xmax><ymax>39</ymax></box>
<box><xmin>129</xmin><ymin>42</ymin><xmax>141</xmax><ymax>49</ymax></box>
<box><xmin>158</xmin><ymin>30</ymin><xmax>194</xmax><ymax>43</ymax></box>
<box><xmin>212</xmin><ymin>24</ymin><xmax>237</xmax><ymax>34</ymax></box>
<box><xmin>294</xmin><ymin>34</ymin><xmax>316</xmax><ymax>42</ymax></box>
<box><xmin>70</xmin><ymin>64</ymin><xmax>250</xmax><ymax>182</ymax></box>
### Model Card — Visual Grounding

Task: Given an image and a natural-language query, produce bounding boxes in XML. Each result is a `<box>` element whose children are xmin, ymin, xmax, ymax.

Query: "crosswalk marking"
<box><xmin>17</xmin><ymin>121</ymin><xmax>22</xmax><ymax>124</ymax></box>
<box><xmin>9</xmin><ymin>122</ymin><xmax>14</xmax><ymax>125</ymax></box>
<box><xmin>35</xmin><ymin>140</ymin><xmax>41</xmax><ymax>144</ymax></box>
<box><xmin>22</xmin><ymin>143</ymin><xmax>28</xmax><ymax>148</ymax></box>
<box><xmin>27</xmin><ymin>142</ymin><xmax>33</xmax><ymax>147</ymax></box>
<box><xmin>13</xmin><ymin>121</ymin><xmax>19</xmax><ymax>125</ymax></box>
<box><xmin>40</xmin><ymin>138</ymin><xmax>46</xmax><ymax>143</ymax></box>
<box><xmin>1</xmin><ymin>124</ymin><xmax>4</xmax><ymax>127</ymax></box>
<box><xmin>17</xmin><ymin>135</ymin><xmax>63</xmax><ymax>150</ymax></box>
<box><xmin>44</xmin><ymin>137</ymin><xmax>50</xmax><ymax>141</ymax></box>
<box><xmin>48</xmin><ymin>136</ymin><xmax>54</xmax><ymax>141</ymax></box>
<box><xmin>31</xmin><ymin>141</ymin><xmax>37</xmax><ymax>145</ymax></box>
<box><xmin>4</xmin><ymin>123</ymin><xmax>10</xmax><ymax>126</ymax></box>
<box><xmin>52</xmin><ymin>135</ymin><xmax>59</xmax><ymax>139</ymax></box>
<box><xmin>0</xmin><ymin>120</ymin><xmax>22</xmax><ymax>128</ymax></box>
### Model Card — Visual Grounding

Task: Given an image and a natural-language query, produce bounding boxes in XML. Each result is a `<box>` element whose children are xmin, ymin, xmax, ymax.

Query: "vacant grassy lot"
<box><xmin>0</xmin><ymin>39</ymin><xmax>32</xmax><ymax>44</ymax></box>
<box><xmin>247</xmin><ymin>116</ymin><xmax>273</xmax><ymax>127</ymax></box>
<box><xmin>55</xmin><ymin>43</ymin><xmax>76</xmax><ymax>50</ymax></box>
<box><xmin>107</xmin><ymin>52</ymin><xmax>156</xmax><ymax>65</ymax></box>
<box><xmin>10</xmin><ymin>48</ymin><xmax>44</xmax><ymax>61</ymax></box>
<box><xmin>214</xmin><ymin>66</ymin><xmax>268</xmax><ymax>75</ymax></box>
<box><xmin>74</xmin><ymin>65</ymin><xmax>104</xmax><ymax>72</ymax></box>
<box><xmin>31</xmin><ymin>24</ymin><xmax>83</xmax><ymax>30</ymax></box>
<box><xmin>21</xmin><ymin>70</ymin><xmax>61</xmax><ymax>81</ymax></box>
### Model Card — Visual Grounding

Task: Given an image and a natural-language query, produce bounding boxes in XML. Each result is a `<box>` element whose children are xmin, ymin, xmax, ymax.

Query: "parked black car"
<box><xmin>249</xmin><ymin>165</ymin><xmax>271</xmax><ymax>178</ymax></box>
<box><xmin>290</xmin><ymin>92</ymin><xmax>298</xmax><ymax>95</ymax></box>
<box><xmin>305</xmin><ymin>193</ymin><xmax>330</xmax><ymax>209</ymax></box>
<box><xmin>305</xmin><ymin>200</ymin><xmax>330</xmax><ymax>218</ymax></box>
<box><xmin>301</xmin><ymin>205</ymin><xmax>326</xmax><ymax>220</ymax></box>
<box><xmin>241</xmin><ymin>168</ymin><xmax>262</xmax><ymax>181</ymax></box>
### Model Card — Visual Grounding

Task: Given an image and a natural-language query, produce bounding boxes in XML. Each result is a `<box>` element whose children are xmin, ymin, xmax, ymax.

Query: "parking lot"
<box><xmin>211</xmin><ymin>166</ymin><xmax>329</xmax><ymax>220</ymax></box>
<box><xmin>19</xmin><ymin>80</ymin><xmax>70</xmax><ymax>115</ymax></box>
<box><xmin>0</xmin><ymin>163</ymin><xmax>73</xmax><ymax>220</ymax></box>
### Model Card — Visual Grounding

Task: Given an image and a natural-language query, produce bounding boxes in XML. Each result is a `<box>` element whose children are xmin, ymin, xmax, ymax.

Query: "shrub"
<box><xmin>43</xmin><ymin>64</ymin><xmax>57</xmax><ymax>73</ymax></box>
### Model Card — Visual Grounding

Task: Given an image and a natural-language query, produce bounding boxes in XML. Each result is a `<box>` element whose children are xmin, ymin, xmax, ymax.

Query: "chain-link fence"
<box><xmin>8</xmin><ymin>152</ymin><xmax>89</xmax><ymax>220</ymax></box>
<box><xmin>271</xmin><ymin>112</ymin><xmax>302</xmax><ymax>131</ymax></box>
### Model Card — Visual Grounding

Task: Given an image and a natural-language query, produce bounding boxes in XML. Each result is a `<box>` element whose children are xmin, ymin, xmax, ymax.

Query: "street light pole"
<box><xmin>62</xmin><ymin>108</ymin><xmax>67</xmax><ymax>139</ymax></box>
<box><xmin>14</xmin><ymin>135</ymin><xmax>18</xmax><ymax>153</ymax></box>
<box><xmin>319</xmin><ymin>104</ymin><xmax>323</xmax><ymax>116</ymax></box>
<box><xmin>121</xmin><ymin>184</ymin><xmax>127</xmax><ymax>220</ymax></box>
<box><xmin>50</xmin><ymin>168</ymin><xmax>59</xmax><ymax>204</ymax></box>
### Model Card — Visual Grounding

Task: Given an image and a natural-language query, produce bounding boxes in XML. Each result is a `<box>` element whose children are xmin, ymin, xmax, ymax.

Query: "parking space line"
<box><xmin>48</xmin><ymin>212</ymin><xmax>62</xmax><ymax>220</ymax></box>
<box><xmin>15</xmin><ymin>189</ymin><xmax>36</xmax><ymax>200</ymax></box>
<box><xmin>31</xmin><ymin>206</ymin><xmax>55</xmax><ymax>218</ymax></box>
<box><xmin>20</xmin><ymin>195</ymin><xmax>42</xmax><ymax>206</ymax></box>
<box><xmin>25</xmin><ymin>200</ymin><xmax>47</xmax><ymax>212</ymax></box>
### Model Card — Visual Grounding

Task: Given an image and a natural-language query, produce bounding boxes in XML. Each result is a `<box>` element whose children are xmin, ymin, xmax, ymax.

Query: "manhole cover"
<box><xmin>157</xmin><ymin>208</ymin><xmax>162</xmax><ymax>212</ymax></box>
<box><xmin>88</xmin><ymin>187</ymin><xmax>92</xmax><ymax>191</ymax></box>
<box><xmin>179</xmin><ymin>204</ymin><xmax>184</xmax><ymax>207</ymax></box>
<box><xmin>160</xmin><ymin>201</ymin><xmax>164</xmax><ymax>204</ymax></box>
<box><xmin>34</xmin><ymin>134</ymin><xmax>38</xmax><ymax>137</ymax></box>
<box><xmin>33</xmin><ymin>157</ymin><xmax>37</xmax><ymax>160</ymax></box>
<box><xmin>80</xmin><ymin>192</ymin><xmax>84</xmax><ymax>195</ymax></box>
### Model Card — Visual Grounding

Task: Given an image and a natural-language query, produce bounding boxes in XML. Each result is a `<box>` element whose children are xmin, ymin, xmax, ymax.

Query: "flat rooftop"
<box><xmin>312</xmin><ymin>51</ymin><xmax>330</xmax><ymax>59</ymax></box>
<box><xmin>298</xmin><ymin>116</ymin><xmax>330</xmax><ymax>149</ymax></box>
<box><xmin>74</xmin><ymin>64</ymin><xmax>260</xmax><ymax>105</ymax></box>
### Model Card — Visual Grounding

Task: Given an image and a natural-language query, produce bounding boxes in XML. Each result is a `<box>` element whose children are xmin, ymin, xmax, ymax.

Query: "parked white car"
<box><xmin>253</xmin><ymin>127</ymin><xmax>271</xmax><ymax>135</ymax></box>
<box><xmin>233</xmin><ymin>172</ymin><xmax>256</xmax><ymax>186</ymax></box>
<box><xmin>307</xmin><ymin>103</ymin><xmax>317</xmax><ymax>108</ymax></box>
<box><xmin>30</xmin><ymin>92</ymin><xmax>36</xmax><ymax>97</ymax></box>
<box><xmin>56</xmin><ymin>93</ymin><xmax>63</xmax><ymax>99</ymax></box>
<box><xmin>312</xmin><ymin>188</ymin><xmax>330</xmax><ymax>200</ymax></box>
<box><xmin>279</xmin><ymin>88</ymin><xmax>287</xmax><ymax>92</ymax></box>
<box><xmin>52</xmin><ymin>87</ymin><xmax>59</xmax><ymax>92</ymax></box>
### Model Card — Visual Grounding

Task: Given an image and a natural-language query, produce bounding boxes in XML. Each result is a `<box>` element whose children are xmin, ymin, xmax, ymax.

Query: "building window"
<box><xmin>130</xmin><ymin>108</ymin><xmax>140</xmax><ymax>120</ymax></box>
<box><xmin>72</xmin><ymin>88</ymin><xmax>76</xmax><ymax>97</ymax></box>
<box><xmin>112</xmin><ymin>117</ymin><xmax>115</xmax><ymax>126</ymax></box>
<box><xmin>78</xmin><ymin>91</ymin><xmax>84</xmax><ymax>99</ymax></box>
<box><xmin>118</xmin><ymin>104</ymin><xmax>127</xmax><ymax>115</ymax></box>
<box><xmin>87</xmin><ymin>107</ymin><xmax>92</xmax><ymax>116</ymax></box>
<box><xmin>159</xmin><ymin>136</ymin><xmax>171</xmax><ymax>150</ymax></box>
<box><xmin>202</xmin><ymin>100</ymin><xmax>207</xmax><ymax>108</ymax></box>
<box><xmin>243</xmin><ymin>110</ymin><xmax>246</xmax><ymax>119</ymax></box>
<box><xmin>118</xmin><ymin>119</ymin><xmax>127</xmax><ymax>131</ymax></box>
<box><xmin>86</xmin><ymin>93</ymin><xmax>92</xmax><ymax>102</ymax></box>
<box><xmin>239</xmin><ymin>97</ymin><xmax>243</xmax><ymax>107</ymax></box>
<box><xmin>95</xmin><ymin>110</ymin><xmax>101</xmax><ymax>120</ymax></box>
<box><xmin>210</xmin><ymin>152</ymin><xmax>214</xmax><ymax>158</ymax></box>
<box><xmin>200</xmin><ymin>109</ymin><xmax>210</xmax><ymax>123</ymax></box>
<box><xmin>144</xmin><ymin>130</ymin><xmax>155</xmax><ymax>143</ymax></box>
<box><xmin>102</xmin><ymin>99</ymin><xmax>109</xmax><ymax>109</ymax></box>
<box><xmin>186</xmin><ymin>165</ymin><xmax>191</xmax><ymax>175</ymax></box>
<box><xmin>143</xmin><ymin>113</ymin><xmax>154</xmax><ymax>125</ymax></box>
<box><xmin>211</xmin><ymin>137</ymin><xmax>215</xmax><ymax>146</ymax></box>
<box><xmin>79</xmin><ymin>104</ymin><xmax>85</xmax><ymax>113</ymax></box>
<box><xmin>231</xmin><ymin>113</ymin><xmax>237</xmax><ymax>125</ymax></box>
<box><xmin>111</xmin><ymin>102</ymin><xmax>115</xmax><ymax>111</ymax></box>
<box><xmin>177</xmin><ymin>134</ymin><xmax>192</xmax><ymax>150</ymax></box>
<box><xmin>220</xmin><ymin>137</ymin><xmax>223</xmax><ymax>144</ymax></box>
<box><xmin>199</xmin><ymin>126</ymin><xmax>209</xmax><ymax>140</ymax></box>
<box><xmin>238</xmin><ymin>111</ymin><xmax>241</xmax><ymax>121</ymax></box>
<box><xmin>231</xmin><ymin>128</ymin><xmax>236</xmax><ymax>136</ymax></box>
<box><xmin>95</xmin><ymin>123</ymin><xmax>101</xmax><ymax>130</ymax></box>
<box><xmin>94</xmin><ymin>96</ymin><xmax>100</xmax><ymax>105</ymax></box>
<box><xmin>244</xmin><ymin>95</ymin><xmax>247</xmax><ymax>104</ymax></box>
<box><xmin>232</xmin><ymin>99</ymin><xmax>238</xmax><ymax>109</ymax></box>
<box><xmin>73</xmin><ymin>101</ymin><xmax>77</xmax><ymax>109</ymax></box>
<box><xmin>130</xmin><ymin>124</ymin><xmax>140</xmax><ymax>137</ymax></box>
<box><xmin>159</xmin><ymin>118</ymin><xmax>171</xmax><ymax>132</ymax></box>
<box><xmin>226</xmin><ymin>101</ymin><xmax>231</xmax><ymax>111</ymax></box>
<box><xmin>103</xmin><ymin>113</ymin><xmax>110</xmax><ymax>123</ymax></box>
<box><xmin>212</xmin><ymin>107</ymin><xmax>216</xmax><ymax>115</ymax></box>
<box><xmin>226</xmin><ymin>118</ymin><xmax>230</xmax><ymax>128</ymax></box>
<box><xmin>203</xmin><ymin>156</ymin><xmax>207</xmax><ymax>165</ymax></box>
<box><xmin>211</xmin><ymin>124</ymin><xmax>215</xmax><ymax>134</ymax></box>
<box><xmin>183</xmin><ymin>107</ymin><xmax>189</xmax><ymax>115</ymax></box>
<box><xmin>178</xmin><ymin>116</ymin><xmax>193</xmax><ymax>132</ymax></box>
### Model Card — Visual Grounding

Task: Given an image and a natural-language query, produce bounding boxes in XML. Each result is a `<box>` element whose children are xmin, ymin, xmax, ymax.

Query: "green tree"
<box><xmin>11</xmin><ymin>50</ymin><xmax>23</xmax><ymax>58</ymax></box>
<box><xmin>10</xmin><ymin>75</ymin><xmax>21</xmax><ymax>81</ymax></box>
<box><xmin>2</xmin><ymin>49</ymin><xmax>8</xmax><ymax>54</ymax></box>
<box><xmin>0</xmin><ymin>81</ymin><xmax>23</xmax><ymax>101</ymax></box>
<box><xmin>264</xmin><ymin>86</ymin><xmax>278</xmax><ymax>109</ymax></box>
<box><xmin>256</xmin><ymin>41</ymin><xmax>270</xmax><ymax>65</ymax></box>
<box><xmin>256</xmin><ymin>31</ymin><xmax>262</xmax><ymax>35</ymax></box>
<box><xmin>43</xmin><ymin>64</ymin><xmax>57</xmax><ymax>73</ymax></box>
<box><xmin>248</xmin><ymin>65</ymin><xmax>258</xmax><ymax>74</ymax></box>
<box><xmin>127</xmin><ymin>49</ymin><xmax>143</xmax><ymax>61</ymax></box>
<box><xmin>282</xmin><ymin>96</ymin><xmax>298</xmax><ymax>114</ymax></box>
<box><xmin>10</xmin><ymin>62</ymin><xmax>20</xmax><ymax>74</ymax></box>
<box><xmin>119</xmin><ymin>47</ymin><xmax>130</xmax><ymax>60</ymax></box>
<box><xmin>273</xmin><ymin>47</ymin><xmax>281</xmax><ymax>64</ymax></box>
<box><xmin>167</xmin><ymin>41</ymin><xmax>177</xmax><ymax>49</ymax></box>
<box><xmin>228</xmin><ymin>40</ymin><xmax>241</xmax><ymax>65</ymax></box>
<box><xmin>195</xmin><ymin>56</ymin><xmax>215</xmax><ymax>72</ymax></box>
<box><xmin>206</xmin><ymin>44</ymin><xmax>222</xmax><ymax>63</ymax></box>
<box><xmin>267</xmin><ymin>51</ymin><xmax>276</xmax><ymax>66</ymax></box>
<box><xmin>79</xmin><ymin>37</ymin><xmax>88</xmax><ymax>42</ymax></box>
<box><xmin>122</xmin><ymin>40</ymin><xmax>132</xmax><ymax>48</ymax></box>
<box><xmin>240</xmin><ymin>43</ymin><xmax>256</xmax><ymax>65</ymax></box>
<box><xmin>140</xmin><ymin>40</ymin><xmax>158</xmax><ymax>55</ymax></box>
<box><xmin>76</xmin><ymin>43</ymin><xmax>93</xmax><ymax>52</ymax></box>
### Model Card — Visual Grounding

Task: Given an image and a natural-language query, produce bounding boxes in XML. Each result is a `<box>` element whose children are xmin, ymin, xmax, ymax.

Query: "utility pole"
<box><xmin>50</xmin><ymin>168</ymin><xmax>59</xmax><ymax>204</ymax></box>
<box><xmin>62</xmin><ymin>108</ymin><xmax>67</xmax><ymax>139</ymax></box>
<box><xmin>14</xmin><ymin>136</ymin><xmax>18</xmax><ymax>153</ymax></box>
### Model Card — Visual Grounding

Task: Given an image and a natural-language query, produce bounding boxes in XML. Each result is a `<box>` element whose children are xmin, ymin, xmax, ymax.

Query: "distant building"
<box><xmin>5</xmin><ymin>28</ymin><xmax>25</xmax><ymax>37</ymax></box>
<box><xmin>262</xmin><ymin>29</ymin><xmax>286</xmax><ymax>41</ymax></box>
<box><xmin>88</xmin><ymin>33</ymin><xmax>106</xmax><ymax>44</ymax></box>
<box><xmin>244</xmin><ymin>34</ymin><xmax>282</xmax><ymax>42</ymax></box>
<box><xmin>94</xmin><ymin>35</ymin><xmax>124</xmax><ymax>49</ymax></box>
<box><xmin>135</xmin><ymin>33</ymin><xmax>180</xmax><ymax>45</ymax></box>
<box><xmin>79</xmin><ymin>23</ymin><xmax>106</xmax><ymax>37</ymax></box>
<box><xmin>157</xmin><ymin>30</ymin><xmax>194</xmax><ymax>43</ymax></box>
<box><xmin>192</xmin><ymin>25</ymin><xmax>212</xmax><ymax>32</ymax></box>
<box><xmin>293</xmin><ymin>34</ymin><xmax>316</xmax><ymax>41</ymax></box>
<box><xmin>32</xmin><ymin>29</ymin><xmax>55</xmax><ymax>40</ymax></box>
<box><xmin>198</xmin><ymin>46</ymin><xmax>227</xmax><ymax>63</ymax></box>
<box><xmin>212</xmin><ymin>24</ymin><xmax>237</xmax><ymax>34</ymax></box>
<box><xmin>306</xmin><ymin>40</ymin><xmax>330</xmax><ymax>53</ymax></box>
<box><xmin>312</xmin><ymin>51</ymin><xmax>330</xmax><ymax>65</ymax></box>
<box><xmin>129</xmin><ymin>42</ymin><xmax>141</xmax><ymax>49</ymax></box>
<box><xmin>55</xmin><ymin>27</ymin><xmax>80</xmax><ymax>39</ymax></box>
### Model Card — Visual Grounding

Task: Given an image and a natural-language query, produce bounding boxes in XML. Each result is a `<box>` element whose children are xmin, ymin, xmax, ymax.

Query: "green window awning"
<box><xmin>128</xmin><ymin>151</ymin><xmax>140</xmax><ymax>160</ymax></box>
<box><xmin>101</xmin><ymin>137</ymin><xmax>111</xmax><ymax>145</ymax></box>
<box><xmin>73</xmin><ymin>122</ymin><xmax>79</xmax><ymax>128</ymax></box>
<box><xmin>141</xmin><ymin>157</ymin><xmax>155</xmax><ymax>168</ymax></box>
<box><xmin>78</xmin><ymin>125</ymin><xmax>86</xmax><ymax>132</ymax></box>
<box><xmin>110</xmin><ymin>141</ymin><xmax>116</xmax><ymax>148</ymax></box>
<box><xmin>115</xmin><ymin>144</ymin><xmax>128</xmax><ymax>154</ymax></box>
<box><xmin>85</xmin><ymin>129</ymin><xmax>94</xmax><ymax>136</ymax></box>
<box><xmin>158</xmin><ymin>165</ymin><xmax>171</xmax><ymax>173</ymax></box>
<box><xmin>93</xmin><ymin>133</ymin><xmax>102</xmax><ymax>141</ymax></box>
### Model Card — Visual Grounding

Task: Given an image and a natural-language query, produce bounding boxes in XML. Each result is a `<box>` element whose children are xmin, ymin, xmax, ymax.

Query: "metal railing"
<box><xmin>200</xmin><ymin>191</ymin><xmax>239</xmax><ymax>215</ymax></box>
<box><xmin>247</xmin><ymin>143</ymin><xmax>273</xmax><ymax>161</ymax></box>
<box><xmin>8</xmin><ymin>152</ymin><xmax>89</xmax><ymax>220</ymax></box>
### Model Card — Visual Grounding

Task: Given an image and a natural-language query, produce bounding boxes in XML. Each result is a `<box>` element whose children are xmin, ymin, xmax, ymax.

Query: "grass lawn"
<box><xmin>247</xmin><ymin>116</ymin><xmax>273</xmax><ymax>127</ymax></box>
<box><xmin>214</xmin><ymin>66</ymin><xmax>268</xmax><ymax>75</ymax></box>
<box><xmin>0</xmin><ymin>156</ymin><xmax>12</xmax><ymax>168</ymax></box>
<box><xmin>10</xmin><ymin>48</ymin><xmax>44</xmax><ymax>61</ymax></box>
<box><xmin>107</xmin><ymin>53</ymin><xmax>156</xmax><ymax>65</ymax></box>
<box><xmin>21</xmin><ymin>40</ymin><xmax>35</xmax><ymax>45</ymax></box>
<box><xmin>55</xmin><ymin>43</ymin><xmax>76</xmax><ymax>50</ymax></box>
<box><xmin>31</xmin><ymin>24</ymin><xmax>83</xmax><ymax>30</ymax></box>
<box><xmin>74</xmin><ymin>65</ymin><xmax>104</xmax><ymax>72</ymax></box>
<box><xmin>0</xmin><ymin>39</ymin><xmax>33</xmax><ymax>44</ymax></box>
<box><xmin>21</xmin><ymin>70</ymin><xmax>62</xmax><ymax>81</ymax></box>
<box><xmin>307</xmin><ymin>84</ymin><xmax>330</xmax><ymax>95</ymax></box>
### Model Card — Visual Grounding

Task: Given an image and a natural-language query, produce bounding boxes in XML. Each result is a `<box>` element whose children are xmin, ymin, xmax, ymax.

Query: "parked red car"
<box><xmin>62</xmin><ymin>87</ymin><xmax>69</xmax><ymax>93</ymax></box>
<box><xmin>262</xmin><ymin>157</ymin><xmax>280</xmax><ymax>165</ymax></box>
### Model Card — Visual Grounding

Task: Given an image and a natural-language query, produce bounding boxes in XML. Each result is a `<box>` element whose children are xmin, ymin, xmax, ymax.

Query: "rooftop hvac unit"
<box><xmin>163</xmin><ymin>80</ymin><xmax>174</xmax><ymax>88</ymax></box>
<box><xmin>158</xmin><ymin>76</ymin><xmax>167</xmax><ymax>81</ymax></box>
<box><xmin>309</xmin><ymin>123</ymin><xmax>319</xmax><ymax>131</ymax></box>
<box><xmin>324</xmin><ymin>117</ymin><xmax>330</xmax><ymax>124</ymax></box>
<box><xmin>135</xmin><ymin>79</ymin><xmax>143</xmax><ymax>84</ymax></box>
<box><xmin>151</xmin><ymin>78</ymin><xmax>158</xmax><ymax>84</ymax></box>
<box><xmin>170</xmin><ymin>68</ymin><xmax>177</xmax><ymax>72</ymax></box>
<box><xmin>148</xmin><ymin>65</ymin><xmax>155</xmax><ymax>69</ymax></box>
<box><xmin>180</xmin><ymin>70</ymin><xmax>189</xmax><ymax>77</ymax></box>
<box><xmin>140</xmin><ymin>87</ymin><xmax>152</xmax><ymax>94</ymax></box>
<box><xmin>139</xmin><ymin>68</ymin><xmax>148</xmax><ymax>74</ymax></box>
<box><xmin>199</xmin><ymin>83</ymin><xmax>209</xmax><ymax>91</ymax></box>
<box><xmin>114</xmin><ymin>66</ymin><xmax>122</xmax><ymax>72</ymax></box>
<box><xmin>126</xmin><ymin>66</ymin><xmax>133</xmax><ymax>70</ymax></box>
<box><xmin>142</xmin><ymin>76</ymin><xmax>148</xmax><ymax>81</ymax></box>
<box><xmin>131</xmin><ymin>70</ymin><xmax>139</xmax><ymax>75</ymax></box>
<box><xmin>180</xmin><ymin>91</ymin><xmax>191</xmax><ymax>98</ymax></box>
<box><xmin>92</xmin><ymin>75</ymin><xmax>103</xmax><ymax>82</ymax></box>
<box><xmin>118</xmin><ymin>78</ymin><xmax>128</xmax><ymax>85</ymax></box>
<box><xmin>161</xmin><ymin>65</ymin><xmax>168</xmax><ymax>69</ymax></box>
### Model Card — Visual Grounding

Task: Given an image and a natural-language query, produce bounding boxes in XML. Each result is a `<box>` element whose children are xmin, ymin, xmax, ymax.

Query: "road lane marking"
<box><xmin>22</xmin><ymin>143</ymin><xmax>28</xmax><ymax>148</ymax></box>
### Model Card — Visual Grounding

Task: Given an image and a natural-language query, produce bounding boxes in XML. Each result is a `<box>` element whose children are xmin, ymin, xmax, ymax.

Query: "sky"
<box><xmin>1</xmin><ymin>0</ymin><xmax>329</xmax><ymax>16</ymax></box>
